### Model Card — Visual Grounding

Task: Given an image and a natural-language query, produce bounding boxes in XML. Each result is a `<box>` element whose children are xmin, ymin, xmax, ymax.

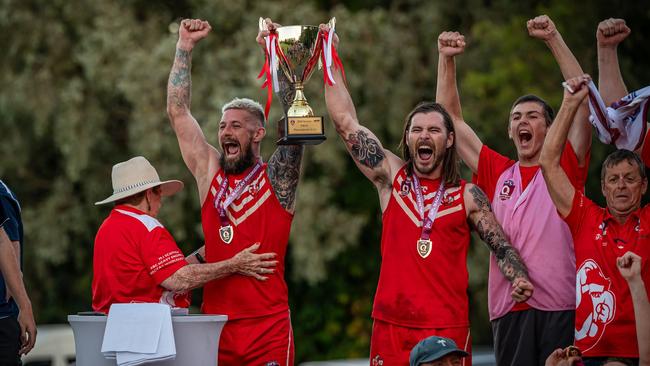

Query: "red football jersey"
<box><xmin>372</xmin><ymin>165</ymin><xmax>471</xmax><ymax>328</ymax></box>
<box><xmin>565</xmin><ymin>191</ymin><xmax>650</xmax><ymax>358</ymax></box>
<box><xmin>92</xmin><ymin>205</ymin><xmax>189</xmax><ymax>313</ymax></box>
<box><xmin>201</xmin><ymin>164</ymin><xmax>293</xmax><ymax>320</ymax></box>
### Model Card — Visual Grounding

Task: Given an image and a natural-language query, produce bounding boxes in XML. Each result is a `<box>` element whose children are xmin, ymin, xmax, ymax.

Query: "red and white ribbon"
<box><xmin>319</xmin><ymin>27</ymin><xmax>346</xmax><ymax>86</ymax></box>
<box><xmin>258</xmin><ymin>32</ymin><xmax>280</xmax><ymax>119</ymax></box>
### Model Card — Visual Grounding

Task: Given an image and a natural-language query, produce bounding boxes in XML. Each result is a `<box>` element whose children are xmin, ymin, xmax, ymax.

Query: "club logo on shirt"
<box><xmin>248</xmin><ymin>183</ymin><xmax>258</xmax><ymax>196</ymax></box>
<box><xmin>575</xmin><ymin>260</ymin><xmax>616</xmax><ymax>352</ymax></box>
<box><xmin>442</xmin><ymin>192</ymin><xmax>454</xmax><ymax>206</ymax></box>
<box><xmin>400</xmin><ymin>178</ymin><xmax>412</xmax><ymax>196</ymax></box>
<box><xmin>371</xmin><ymin>355</ymin><xmax>384</xmax><ymax>366</ymax></box>
<box><xmin>265</xmin><ymin>362</ymin><xmax>280</xmax><ymax>366</ymax></box>
<box><xmin>499</xmin><ymin>180</ymin><xmax>515</xmax><ymax>201</ymax></box>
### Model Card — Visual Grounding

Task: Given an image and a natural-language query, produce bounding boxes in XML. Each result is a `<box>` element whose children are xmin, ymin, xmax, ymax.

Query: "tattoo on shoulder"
<box><xmin>469</xmin><ymin>185</ymin><xmax>529</xmax><ymax>283</ymax></box>
<box><xmin>267</xmin><ymin>145</ymin><xmax>304</xmax><ymax>211</ymax></box>
<box><xmin>346</xmin><ymin>130</ymin><xmax>385</xmax><ymax>168</ymax></box>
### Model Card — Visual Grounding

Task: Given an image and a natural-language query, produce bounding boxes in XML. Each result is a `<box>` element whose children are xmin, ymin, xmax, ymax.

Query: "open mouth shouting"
<box><xmin>222</xmin><ymin>139</ymin><xmax>241</xmax><ymax>159</ymax></box>
<box><xmin>417</xmin><ymin>144</ymin><xmax>434</xmax><ymax>163</ymax></box>
<box><xmin>517</xmin><ymin>129</ymin><xmax>533</xmax><ymax>147</ymax></box>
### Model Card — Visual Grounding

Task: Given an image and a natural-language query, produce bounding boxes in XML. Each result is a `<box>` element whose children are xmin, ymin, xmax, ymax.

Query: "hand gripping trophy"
<box><xmin>258</xmin><ymin>17</ymin><xmax>343</xmax><ymax>145</ymax></box>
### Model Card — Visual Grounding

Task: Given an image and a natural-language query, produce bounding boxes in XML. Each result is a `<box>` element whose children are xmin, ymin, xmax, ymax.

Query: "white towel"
<box><xmin>101</xmin><ymin>303</ymin><xmax>176</xmax><ymax>366</ymax></box>
<box><xmin>588</xmin><ymin>81</ymin><xmax>650</xmax><ymax>151</ymax></box>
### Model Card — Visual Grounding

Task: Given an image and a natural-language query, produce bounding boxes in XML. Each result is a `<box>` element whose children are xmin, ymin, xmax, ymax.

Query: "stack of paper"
<box><xmin>101</xmin><ymin>303</ymin><xmax>176</xmax><ymax>366</ymax></box>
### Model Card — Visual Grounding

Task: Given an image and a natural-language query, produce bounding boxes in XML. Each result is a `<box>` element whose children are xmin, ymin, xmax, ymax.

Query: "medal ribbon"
<box><xmin>213</xmin><ymin>161</ymin><xmax>263</xmax><ymax>227</ymax></box>
<box><xmin>411</xmin><ymin>174</ymin><xmax>446</xmax><ymax>241</ymax></box>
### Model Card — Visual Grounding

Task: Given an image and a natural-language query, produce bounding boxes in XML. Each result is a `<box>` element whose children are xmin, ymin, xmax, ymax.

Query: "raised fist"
<box><xmin>437</xmin><ymin>31</ymin><xmax>465</xmax><ymax>57</ymax></box>
<box><xmin>597</xmin><ymin>18</ymin><xmax>630</xmax><ymax>47</ymax></box>
<box><xmin>617</xmin><ymin>251</ymin><xmax>642</xmax><ymax>282</ymax></box>
<box><xmin>527</xmin><ymin>15</ymin><xmax>557</xmax><ymax>41</ymax></box>
<box><xmin>178</xmin><ymin>19</ymin><xmax>212</xmax><ymax>48</ymax></box>
<box><xmin>562</xmin><ymin>74</ymin><xmax>591</xmax><ymax>104</ymax></box>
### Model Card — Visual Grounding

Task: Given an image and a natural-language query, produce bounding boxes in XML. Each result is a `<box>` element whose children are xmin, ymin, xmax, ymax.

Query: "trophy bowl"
<box><xmin>273</xmin><ymin>24</ymin><xmax>327</xmax><ymax>145</ymax></box>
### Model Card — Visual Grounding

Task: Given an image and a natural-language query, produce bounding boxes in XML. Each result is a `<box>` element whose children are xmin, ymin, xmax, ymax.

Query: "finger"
<box><xmin>247</xmin><ymin>242</ymin><xmax>261</xmax><ymax>252</ymax></box>
<box><xmin>259</xmin><ymin>259</ymin><xmax>279</xmax><ymax>267</ymax></box>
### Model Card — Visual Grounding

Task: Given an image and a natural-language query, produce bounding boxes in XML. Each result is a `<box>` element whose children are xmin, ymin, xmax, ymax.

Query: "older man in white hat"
<box><xmin>92</xmin><ymin>156</ymin><xmax>277</xmax><ymax>313</ymax></box>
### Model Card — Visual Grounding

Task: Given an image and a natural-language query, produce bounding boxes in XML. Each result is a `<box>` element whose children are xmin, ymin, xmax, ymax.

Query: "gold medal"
<box><xmin>219</xmin><ymin>225</ymin><xmax>234</xmax><ymax>244</ymax></box>
<box><xmin>417</xmin><ymin>239</ymin><xmax>432</xmax><ymax>259</ymax></box>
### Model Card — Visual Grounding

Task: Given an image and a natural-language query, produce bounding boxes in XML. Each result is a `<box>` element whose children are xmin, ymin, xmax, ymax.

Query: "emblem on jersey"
<box><xmin>219</xmin><ymin>225</ymin><xmax>234</xmax><ymax>244</ymax></box>
<box><xmin>265</xmin><ymin>362</ymin><xmax>280</xmax><ymax>366</ymax></box>
<box><xmin>441</xmin><ymin>192</ymin><xmax>454</xmax><ymax>206</ymax></box>
<box><xmin>499</xmin><ymin>180</ymin><xmax>515</xmax><ymax>200</ymax></box>
<box><xmin>575</xmin><ymin>260</ymin><xmax>616</xmax><ymax>352</ymax></box>
<box><xmin>371</xmin><ymin>355</ymin><xmax>384</xmax><ymax>366</ymax></box>
<box><xmin>248</xmin><ymin>183</ymin><xmax>259</xmax><ymax>196</ymax></box>
<box><xmin>417</xmin><ymin>239</ymin><xmax>432</xmax><ymax>258</ymax></box>
<box><xmin>400</xmin><ymin>178</ymin><xmax>412</xmax><ymax>196</ymax></box>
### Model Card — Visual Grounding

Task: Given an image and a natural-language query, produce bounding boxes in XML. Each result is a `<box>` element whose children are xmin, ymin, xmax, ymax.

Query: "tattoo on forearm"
<box><xmin>167</xmin><ymin>48</ymin><xmax>192</xmax><ymax>111</ymax></box>
<box><xmin>469</xmin><ymin>185</ymin><xmax>529</xmax><ymax>282</ymax></box>
<box><xmin>346</xmin><ymin>130</ymin><xmax>385</xmax><ymax>168</ymax></box>
<box><xmin>268</xmin><ymin>145</ymin><xmax>304</xmax><ymax>211</ymax></box>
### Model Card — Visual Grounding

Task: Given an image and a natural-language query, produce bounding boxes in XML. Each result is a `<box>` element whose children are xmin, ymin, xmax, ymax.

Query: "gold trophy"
<box><xmin>261</xmin><ymin>18</ymin><xmax>335</xmax><ymax>145</ymax></box>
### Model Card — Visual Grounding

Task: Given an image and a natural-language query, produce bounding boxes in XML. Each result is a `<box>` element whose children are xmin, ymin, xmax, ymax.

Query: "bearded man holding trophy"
<box><xmin>166</xmin><ymin>16</ymin><xmax>337</xmax><ymax>365</ymax></box>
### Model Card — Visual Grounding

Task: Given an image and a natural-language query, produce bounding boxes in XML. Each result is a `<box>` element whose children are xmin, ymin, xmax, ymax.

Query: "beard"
<box><xmin>219</xmin><ymin>142</ymin><xmax>256</xmax><ymax>175</ymax></box>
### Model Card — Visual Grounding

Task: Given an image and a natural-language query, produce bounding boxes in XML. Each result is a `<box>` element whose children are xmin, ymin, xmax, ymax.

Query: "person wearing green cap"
<box><xmin>409</xmin><ymin>336</ymin><xmax>469</xmax><ymax>366</ymax></box>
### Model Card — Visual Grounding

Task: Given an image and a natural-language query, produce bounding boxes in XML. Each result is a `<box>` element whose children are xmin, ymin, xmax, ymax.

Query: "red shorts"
<box><xmin>218</xmin><ymin>310</ymin><xmax>294</xmax><ymax>366</ymax></box>
<box><xmin>369</xmin><ymin>319</ymin><xmax>472</xmax><ymax>366</ymax></box>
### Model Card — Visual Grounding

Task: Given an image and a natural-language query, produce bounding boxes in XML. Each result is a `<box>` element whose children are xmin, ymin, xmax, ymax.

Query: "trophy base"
<box><xmin>277</xmin><ymin>116</ymin><xmax>326</xmax><ymax>145</ymax></box>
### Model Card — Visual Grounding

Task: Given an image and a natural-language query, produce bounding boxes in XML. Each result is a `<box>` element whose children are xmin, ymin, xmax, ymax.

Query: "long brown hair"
<box><xmin>398</xmin><ymin>101</ymin><xmax>461</xmax><ymax>187</ymax></box>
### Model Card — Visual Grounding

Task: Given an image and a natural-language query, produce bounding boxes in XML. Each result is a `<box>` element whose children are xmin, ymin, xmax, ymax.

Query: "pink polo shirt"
<box><xmin>475</xmin><ymin>143</ymin><xmax>588</xmax><ymax>320</ymax></box>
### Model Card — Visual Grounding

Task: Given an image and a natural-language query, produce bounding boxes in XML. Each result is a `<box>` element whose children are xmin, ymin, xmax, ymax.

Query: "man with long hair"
<box><xmin>323</xmin><ymin>25</ymin><xmax>533</xmax><ymax>366</ymax></box>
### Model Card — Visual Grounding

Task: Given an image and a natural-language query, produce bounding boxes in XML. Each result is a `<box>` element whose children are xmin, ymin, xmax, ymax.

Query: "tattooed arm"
<box><xmin>465</xmin><ymin>183</ymin><xmax>534</xmax><ymax>302</ymax></box>
<box><xmin>166</xmin><ymin>19</ymin><xmax>220</xmax><ymax>205</ymax></box>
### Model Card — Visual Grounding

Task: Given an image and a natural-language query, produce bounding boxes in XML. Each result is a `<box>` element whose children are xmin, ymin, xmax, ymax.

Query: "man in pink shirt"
<box><xmin>436</xmin><ymin>16</ymin><xmax>591</xmax><ymax>365</ymax></box>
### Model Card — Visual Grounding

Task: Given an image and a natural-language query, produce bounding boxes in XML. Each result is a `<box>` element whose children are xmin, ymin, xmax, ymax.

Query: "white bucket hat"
<box><xmin>95</xmin><ymin>156</ymin><xmax>184</xmax><ymax>205</ymax></box>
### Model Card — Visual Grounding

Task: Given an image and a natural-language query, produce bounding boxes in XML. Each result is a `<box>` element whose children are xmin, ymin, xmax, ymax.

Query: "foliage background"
<box><xmin>1</xmin><ymin>0</ymin><xmax>649</xmax><ymax>362</ymax></box>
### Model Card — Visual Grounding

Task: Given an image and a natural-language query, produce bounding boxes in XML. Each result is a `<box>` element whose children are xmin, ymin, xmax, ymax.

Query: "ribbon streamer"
<box><xmin>320</xmin><ymin>28</ymin><xmax>346</xmax><ymax>86</ymax></box>
<box><xmin>257</xmin><ymin>32</ymin><xmax>280</xmax><ymax>119</ymax></box>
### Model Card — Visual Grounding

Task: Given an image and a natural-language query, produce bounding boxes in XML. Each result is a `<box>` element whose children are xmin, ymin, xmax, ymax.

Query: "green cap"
<box><xmin>409</xmin><ymin>336</ymin><xmax>469</xmax><ymax>366</ymax></box>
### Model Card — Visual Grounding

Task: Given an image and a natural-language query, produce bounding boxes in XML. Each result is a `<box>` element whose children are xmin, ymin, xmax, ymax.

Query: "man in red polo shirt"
<box><xmin>540</xmin><ymin>75</ymin><xmax>650</xmax><ymax>365</ymax></box>
<box><xmin>92</xmin><ymin>156</ymin><xmax>277</xmax><ymax>314</ymax></box>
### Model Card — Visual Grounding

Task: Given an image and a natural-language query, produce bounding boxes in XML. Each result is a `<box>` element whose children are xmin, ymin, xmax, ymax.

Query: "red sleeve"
<box><xmin>563</xmin><ymin>190</ymin><xmax>597</xmax><ymax>238</ymax></box>
<box><xmin>140</xmin><ymin>228</ymin><xmax>188</xmax><ymax>285</ymax></box>
<box><xmin>473</xmin><ymin>145</ymin><xmax>516</xmax><ymax>202</ymax></box>
<box><xmin>560</xmin><ymin>141</ymin><xmax>590</xmax><ymax>191</ymax></box>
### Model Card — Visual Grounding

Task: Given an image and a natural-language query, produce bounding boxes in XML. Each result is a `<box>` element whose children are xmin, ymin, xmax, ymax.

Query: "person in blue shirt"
<box><xmin>0</xmin><ymin>180</ymin><xmax>36</xmax><ymax>364</ymax></box>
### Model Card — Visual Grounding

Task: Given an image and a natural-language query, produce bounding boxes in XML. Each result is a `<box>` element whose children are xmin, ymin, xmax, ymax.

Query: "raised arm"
<box><xmin>0</xmin><ymin>228</ymin><xmax>36</xmax><ymax>355</ymax></box>
<box><xmin>436</xmin><ymin>31</ymin><xmax>483</xmax><ymax>173</ymax></box>
<box><xmin>166</xmin><ymin>19</ymin><xmax>220</xmax><ymax>204</ymax></box>
<box><xmin>322</xmin><ymin>25</ymin><xmax>402</xmax><ymax>204</ymax></box>
<box><xmin>617</xmin><ymin>251</ymin><xmax>650</xmax><ymax>366</ymax></box>
<box><xmin>539</xmin><ymin>75</ymin><xmax>590</xmax><ymax>217</ymax></box>
<box><xmin>258</xmin><ymin>19</ymin><xmax>304</xmax><ymax>214</ymax></box>
<box><xmin>597</xmin><ymin>18</ymin><xmax>631</xmax><ymax>105</ymax></box>
<box><xmin>161</xmin><ymin>243</ymin><xmax>277</xmax><ymax>292</ymax></box>
<box><xmin>464</xmin><ymin>183</ymin><xmax>533</xmax><ymax>302</ymax></box>
<box><xmin>528</xmin><ymin>15</ymin><xmax>591</xmax><ymax>166</ymax></box>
